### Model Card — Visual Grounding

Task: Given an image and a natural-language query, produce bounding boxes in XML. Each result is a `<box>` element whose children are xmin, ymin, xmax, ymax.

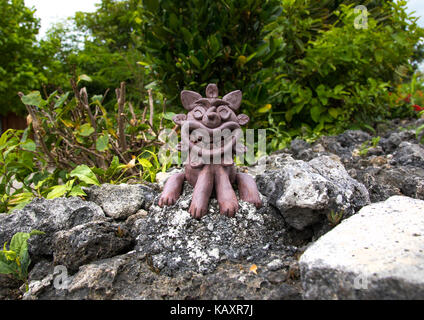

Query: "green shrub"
<box><xmin>0</xmin><ymin>230</ymin><xmax>45</xmax><ymax>291</ymax></box>
<box><xmin>4</xmin><ymin>0</ymin><xmax>424</xmax><ymax>162</ymax></box>
<box><xmin>0</xmin><ymin>76</ymin><xmax>173</xmax><ymax>213</ymax></box>
<box><xmin>253</xmin><ymin>1</ymin><xmax>424</xmax><ymax>151</ymax></box>
<box><xmin>0</xmin><ymin>0</ymin><xmax>45</xmax><ymax>115</ymax></box>
<box><xmin>140</xmin><ymin>0</ymin><xmax>283</xmax><ymax>101</ymax></box>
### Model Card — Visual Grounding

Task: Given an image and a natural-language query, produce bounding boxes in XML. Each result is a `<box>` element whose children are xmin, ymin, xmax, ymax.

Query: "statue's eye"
<box><xmin>192</xmin><ymin>107</ymin><xmax>204</xmax><ymax>120</ymax></box>
<box><xmin>218</xmin><ymin>105</ymin><xmax>230</xmax><ymax>120</ymax></box>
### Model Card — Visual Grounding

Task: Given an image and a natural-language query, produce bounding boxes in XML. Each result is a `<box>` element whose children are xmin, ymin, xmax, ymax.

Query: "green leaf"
<box><xmin>96</xmin><ymin>134</ymin><xmax>109</xmax><ymax>152</ymax></box>
<box><xmin>69</xmin><ymin>165</ymin><xmax>100</xmax><ymax>186</ymax></box>
<box><xmin>69</xmin><ymin>185</ymin><xmax>87</xmax><ymax>197</ymax></box>
<box><xmin>20</xmin><ymin>91</ymin><xmax>43</xmax><ymax>107</ymax></box>
<box><xmin>21</xmin><ymin>139</ymin><xmax>36</xmax><ymax>152</ymax></box>
<box><xmin>19</xmin><ymin>248</ymin><xmax>30</xmax><ymax>280</ymax></box>
<box><xmin>258</xmin><ymin>104</ymin><xmax>272</xmax><ymax>113</ymax></box>
<box><xmin>169</xmin><ymin>13</ymin><xmax>179</xmax><ymax>29</ymax></box>
<box><xmin>77</xmin><ymin>74</ymin><xmax>92</xmax><ymax>83</ymax></box>
<box><xmin>105</xmin><ymin>156</ymin><xmax>120</xmax><ymax>177</ymax></box>
<box><xmin>190</xmin><ymin>55</ymin><xmax>201</xmax><ymax>69</ymax></box>
<box><xmin>29</xmin><ymin>230</ymin><xmax>45</xmax><ymax>237</ymax></box>
<box><xmin>54</xmin><ymin>92</ymin><xmax>70</xmax><ymax>109</ymax></box>
<box><xmin>145</xmin><ymin>81</ymin><xmax>158</xmax><ymax>90</ymax></box>
<box><xmin>310</xmin><ymin>105</ymin><xmax>323</xmax><ymax>123</ymax></box>
<box><xmin>11</xmin><ymin>230</ymin><xmax>42</xmax><ymax>253</ymax></box>
<box><xmin>416</xmin><ymin>124</ymin><xmax>424</xmax><ymax>138</ymax></box>
<box><xmin>0</xmin><ymin>130</ymin><xmax>12</xmax><ymax>150</ymax></box>
<box><xmin>285</xmin><ymin>109</ymin><xmax>293</xmax><ymax>122</ymax></box>
<box><xmin>138</xmin><ymin>158</ymin><xmax>153</xmax><ymax>168</ymax></box>
<box><xmin>137</xmin><ymin>61</ymin><xmax>150</xmax><ymax>67</ymax></box>
<box><xmin>3</xmin><ymin>249</ymin><xmax>16</xmax><ymax>262</ymax></box>
<box><xmin>255</xmin><ymin>43</ymin><xmax>269</xmax><ymax>57</ymax></box>
<box><xmin>246</xmin><ymin>52</ymin><xmax>257</xmax><ymax>63</ymax></box>
<box><xmin>0</xmin><ymin>259</ymin><xmax>15</xmax><ymax>275</ymax></box>
<box><xmin>9</xmin><ymin>232</ymin><xmax>31</xmax><ymax>254</ymax></box>
<box><xmin>208</xmin><ymin>34</ymin><xmax>220</xmax><ymax>53</ymax></box>
<box><xmin>180</xmin><ymin>27</ymin><xmax>192</xmax><ymax>46</ymax></box>
<box><xmin>46</xmin><ymin>184</ymin><xmax>70</xmax><ymax>199</ymax></box>
<box><xmin>328</xmin><ymin>108</ymin><xmax>341</xmax><ymax>119</ymax></box>
<box><xmin>163</xmin><ymin>112</ymin><xmax>176</xmax><ymax>120</ymax></box>
<box><xmin>144</xmin><ymin>0</ymin><xmax>159</xmax><ymax>12</ymax></box>
<box><xmin>316</xmin><ymin>85</ymin><xmax>329</xmax><ymax>106</ymax></box>
<box><xmin>77</xmin><ymin>123</ymin><xmax>95</xmax><ymax>137</ymax></box>
<box><xmin>91</xmin><ymin>95</ymin><xmax>103</xmax><ymax>102</ymax></box>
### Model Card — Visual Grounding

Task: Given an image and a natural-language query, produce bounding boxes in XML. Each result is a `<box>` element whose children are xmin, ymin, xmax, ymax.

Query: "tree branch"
<box><xmin>116</xmin><ymin>82</ymin><xmax>128</xmax><ymax>157</ymax></box>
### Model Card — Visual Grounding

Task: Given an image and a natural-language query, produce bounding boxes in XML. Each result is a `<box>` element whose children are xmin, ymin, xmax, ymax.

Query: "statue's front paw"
<box><xmin>158</xmin><ymin>193</ymin><xmax>178</xmax><ymax>207</ymax></box>
<box><xmin>219</xmin><ymin>199</ymin><xmax>239</xmax><ymax>218</ymax></box>
<box><xmin>243</xmin><ymin>194</ymin><xmax>262</xmax><ymax>209</ymax></box>
<box><xmin>188</xmin><ymin>201</ymin><xmax>208</xmax><ymax>219</ymax></box>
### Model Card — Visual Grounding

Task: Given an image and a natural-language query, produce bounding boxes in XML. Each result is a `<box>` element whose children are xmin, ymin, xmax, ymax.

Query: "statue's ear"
<box><xmin>237</xmin><ymin>114</ymin><xmax>249</xmax><ymax>126</ymax></box>
<box><xmin>181</xmin><ymin>90</ymin><xmax>202</xmax><ymax>110</ymax></box>
<box><xmin>223</xmin><ymin>90</ymin><xmax>242</xmax><ymax>111</ymax></box>
<box><xmin>172</xmin><ymin>114</ymin><xmax>187</xmax><ymax>126</ymax></box>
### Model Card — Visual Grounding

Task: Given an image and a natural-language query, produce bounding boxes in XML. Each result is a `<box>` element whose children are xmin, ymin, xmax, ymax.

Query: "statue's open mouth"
<box><xmin>180</xmin><ymin>120</ymin><xmax>245</xmax><ymax>168</ymax></box>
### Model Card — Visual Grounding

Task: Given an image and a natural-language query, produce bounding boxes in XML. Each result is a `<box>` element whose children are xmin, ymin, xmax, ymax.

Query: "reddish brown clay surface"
<box><xmin>158</xmin><ymin>84</ymin><xmax>262</xmax><ymax>219</ymax></box>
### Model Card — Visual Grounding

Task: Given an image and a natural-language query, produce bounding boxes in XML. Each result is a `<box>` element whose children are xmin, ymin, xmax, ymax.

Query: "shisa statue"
<box><xmin>158</xmin><ymin>84</ymin><xmax>262</xmax><ymax>218</ymax></box>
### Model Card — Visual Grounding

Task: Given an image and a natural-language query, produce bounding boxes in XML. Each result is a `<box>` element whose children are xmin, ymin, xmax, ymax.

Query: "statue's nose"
<box><xmin>203</xmin><ymin>107</ymin><xmax>221</xmax><ymax>128</ymax></box>
<box><xmin>207</xmin><ymin>107</ymin><xmax>217</xmax><ymax>117</ymax></box>
<box><xmin>207</xmin><ymin>112</ymin><xmax>217</xmax><ymax>121</ymax></box>
<box><xmin>206</xmin><ymin>107</ymin><xmax>219</xmax><ymax>120</ymax></box>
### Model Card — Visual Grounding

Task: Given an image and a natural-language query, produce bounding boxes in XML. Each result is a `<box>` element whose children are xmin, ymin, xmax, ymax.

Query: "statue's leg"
<box><xmin>214</xmin><ymin>165</ymin><xmax>239</xmax><ymax>217</ymax></box>
<box><xmin>188</xmin><ymin>165</ymin><xmax>214</xmax><ymax>219</ymax></box>
<box><xmin>236</xmin><ymin>173</ymin><xmax>262</xmax><ymax>208</ymax></box>
<box><xmin>158</xmin><ymin>172</ymin><xmax>185</xmax><ymax>207</ymax></box>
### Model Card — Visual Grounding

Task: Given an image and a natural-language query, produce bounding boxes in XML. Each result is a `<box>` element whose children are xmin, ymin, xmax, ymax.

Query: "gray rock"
<box><xmin>391</xmin><ymin>142</ymin><xmax>424</xmax><ymax>168</ymax></box>
<box><xmin>337</xmin><ymin>130</ymin><xmax>371</xmax><ymax>149</ymax></box>
<box><xmin>352</xmin><ymin>166</ymin><xmax>424</xmax><ymax>202</ymax></box>
<box><xmin>23</xmin><ymin>251</ymin><xmax>302</xmax><ymax>300</ymax></box>
<box><xmin>366</xmin><ymin>146</ymin><xmax>384</xmax><ymax>156</ymax></box>
<box><xmin>28</xmin><ymin>260</ymin><xmax>54</xmax><ymax>282</ymax></box>
<box><xmin>290</xmin><ymin>139</ymin><xmax>313</xmax><ymax>161</ymax></box>
<box><xmin>267</xmin><ymin>259</ymin><xmax>284</xmax><ymax>271</ymax></box>
<box><xmin>133</xmin><ymin>182</ymin><xmax>299</xmax><ymax>275</ymax></box>
<box><xmin>53</xmin><ymin>221</ymin><xmax>134</xmax><ymax>273</ymax></box>
<box><xmin>0</xmin><ymin>274</ymin><xmax>22</xmax><ymax>300</ymax></box>
<box><xmin>0</xmin><ymin>197</ymin><xmax>105</xmax><ymax>257</ymax></box>
<box><xmin>311</xmin><ymin>130</ymin><xmax>370</xmax><ymax>161</ymax></box>
<box><xmin>380</xmin><ymin>130</ymin><xmax>416</xmax><ymax>153</ymax></box>
<box><xmin>255</xmin><ymin>154</ymin><xmax>370</xmax><ymax>230</ymax></box>
<box><xmin>300</xmin><ymin>196</ymin><xmax>424</xmax><ymax>299</ymax></box>
<box><xmin>84</xmin><ymin>183</ymin><xmax>157</xmax><ymax>219</ymax></box>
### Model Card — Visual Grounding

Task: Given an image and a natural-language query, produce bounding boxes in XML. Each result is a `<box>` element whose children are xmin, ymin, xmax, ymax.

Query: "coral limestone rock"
<box><xmin>299</xmin><ymin>196</ymin><xmax>424</xmax><ymax>299</ymax></box>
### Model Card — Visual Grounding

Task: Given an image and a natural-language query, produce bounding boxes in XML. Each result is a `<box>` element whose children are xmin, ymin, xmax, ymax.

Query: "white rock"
<box><xmin>256</xmin><ymin>155</ymin><xmax>370</xmax><ymax>230</ymax></box>
<box><xmin>267</xmin><ymin>259</ymin><xmax>284</xmax><ymax>271</ymax></box>
<box><xmin>299</xmin><ymin>196</ymin><xmax>424</xmax><ymax>299</ymax></box>
<box><xmin>155</xmin><ymin>168</ymin><xmax>184</xmax><ymax>188</ymax></box>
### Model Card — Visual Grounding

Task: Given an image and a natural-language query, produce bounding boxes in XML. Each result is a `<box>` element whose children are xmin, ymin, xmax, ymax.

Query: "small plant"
<box><xmin>0</xmin><ymin>230</ymin><xmax>45</xmax><ymax>291</ymax></box>
<box><xmin>415</xmin><ymin>110</ymin><xmax>424</xmax><ymax>144</ymax></box>
<box><xmin>358</xmin><ymin>136</ymin><xmax>381</xmax><ymax>157</ymax></box>
<box><xmin>327</xmin><ymin>210</ymin><xmax>344</xmax><ymax>227</ymax></box>
<box><xmin>0</xmin><ymin>75</ymin><xmax>176</xmax><ymax>213</ymax></box>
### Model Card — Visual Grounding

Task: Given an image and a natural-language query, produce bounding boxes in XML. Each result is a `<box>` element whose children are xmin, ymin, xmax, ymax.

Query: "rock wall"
<box><xmin>1</xmin><ymin>118</ymin><xmax>424</xmax><ymax>300</ymax></box>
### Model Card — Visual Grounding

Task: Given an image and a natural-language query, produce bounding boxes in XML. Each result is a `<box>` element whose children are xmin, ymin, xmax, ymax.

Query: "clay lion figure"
<box><xmin>158</xmin><ymin>84</ymin><xmax>262</xmax><ymax>219</ymax></box>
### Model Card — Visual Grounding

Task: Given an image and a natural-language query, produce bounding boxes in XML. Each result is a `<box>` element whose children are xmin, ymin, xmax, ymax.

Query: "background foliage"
<box><xmin>1</xmin><ymin>0</ymin><xmax>424</xmax><ymax>212</ymax></box>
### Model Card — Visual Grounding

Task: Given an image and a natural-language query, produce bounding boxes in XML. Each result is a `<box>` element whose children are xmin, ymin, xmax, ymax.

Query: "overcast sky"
<box><xmin>407</xmin><ymin>0</ymin><xmax>424</xmax><ymax>23</ymax></box>
<box><xmin>25</xmin><ymin>0</ymin><xmax>101</xmax><ymax>36</ymax></box>
<box><xmin>25</xmin><ymin>0</ymin><xmax>424</xmax><ymax>37</ymax></box>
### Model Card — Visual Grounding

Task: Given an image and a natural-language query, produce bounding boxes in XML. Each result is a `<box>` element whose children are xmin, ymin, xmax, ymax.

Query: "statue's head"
<box><xmin>173</xmin><ymin>84</ymin><xmax>249</xmax><ymax>168</ymax></box>
<box><xmin>173</xmin><ymin>84</ymin><xmax>249</xmax><ymax>128</ymax></box>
